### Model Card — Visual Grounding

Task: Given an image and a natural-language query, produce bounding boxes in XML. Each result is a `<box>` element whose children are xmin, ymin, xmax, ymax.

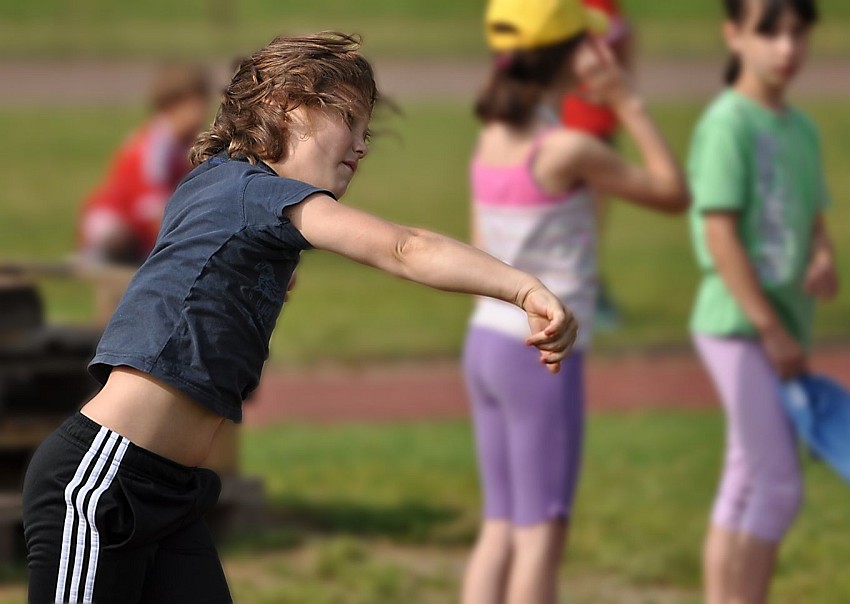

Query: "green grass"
<box><xmin>1</xmin><ymin>0</ymin><xmax>850</xmax><ymax>59</ymax></box>
<box><xmin>0</xmin><ymin>413</ymin><xmax>847</xmax><ymax>602</ymax></box>
<box><xmin>2</xmin><ymin>101</ymin><xmax>847</xmax><ymax>363</ymax></box>
<box><xmin>235</xmin><ymin>414</ymin><xmax>850</xmax><ymax>601</ymax></box>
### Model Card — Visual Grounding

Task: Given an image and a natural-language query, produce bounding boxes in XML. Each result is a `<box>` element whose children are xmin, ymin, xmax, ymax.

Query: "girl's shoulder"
<box><xmin>476</xmin><ymin>124</ymin><xmax>592</xmax><ymax>168</ymax></box>
<box><xmin>543</xmin><ymin>125</ymin><xmax>596</xmax><ymax>145</ymax></box>
<box><xmin>696</xmin><ymin>90</ymin><xmax>751</xmax><ymax>131</ymax></box>
<box><xmin>689</xmin><ymin>90</ymin><xmax>757</xmax><ymax>155</ymax></box>
<box><xmin>533</xmin><ymin>127</ymin><xmax>608</xmax><ymax>194</ymax></box>
<box><xmin>537</xmin><ymin>126</ymin><xmax>600</xmax><ymax>163</ymax></box>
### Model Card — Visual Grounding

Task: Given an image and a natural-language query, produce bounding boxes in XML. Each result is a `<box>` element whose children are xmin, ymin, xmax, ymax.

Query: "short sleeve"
<box><xmin>241</xmin><ymin>172</ymin><xmax>336</xmax><ymax>226</ymax></box>
<box><xmin>688</xmin><ymin>114</ymin><xmax>750</xmax><ymax>214</ymax></box>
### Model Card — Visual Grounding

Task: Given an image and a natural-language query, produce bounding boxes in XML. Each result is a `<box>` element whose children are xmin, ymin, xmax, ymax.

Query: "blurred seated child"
<box><xmin>78</xmin><ymin>64</ymin><xmax>212</xmax><ymax>266</ymax></box>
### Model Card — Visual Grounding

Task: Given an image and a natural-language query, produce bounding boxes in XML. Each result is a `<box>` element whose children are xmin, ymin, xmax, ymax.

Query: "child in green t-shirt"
<box><xmin>688</xmin><ymin>0</ymin><xmax>839</xmax><ymax>602</ymax></box>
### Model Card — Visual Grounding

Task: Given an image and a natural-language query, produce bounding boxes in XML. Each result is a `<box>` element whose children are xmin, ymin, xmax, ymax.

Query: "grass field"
<box><xmin>1</xmin><ymin>5</ymin><xmax>848</xmax><ymax>603</ymax></box>
<box><xmin>3</xmin><ymin>412</ymin><xmax>847</xmax><ymax>602</ymax></box>
<box><xmin>216</xmin><ymin>414</ymin><xmax>850</xmax><ymax>602</ymax></box>
<box><xmin>1</xmin><ymin>100</ymin><xmax>848</xmax><ymax>363</ymax></box>
<box><xmin>2</xmin><ymin>0</ymin><xmax>850</xmax><ymax>59</ymax></box>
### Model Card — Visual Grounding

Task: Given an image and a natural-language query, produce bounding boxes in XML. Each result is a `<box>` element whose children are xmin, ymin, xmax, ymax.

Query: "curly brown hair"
<box><xmin>190</xmin><ymin>32</ymin><xmax>379</xmax><ymax>167</ymax></box>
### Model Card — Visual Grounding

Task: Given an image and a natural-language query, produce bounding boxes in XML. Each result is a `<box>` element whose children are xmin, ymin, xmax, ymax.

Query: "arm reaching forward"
<box><xmin>285</xmin><ymin>194</ymin><xmax>578</xmax><ymax>372</ymax></box>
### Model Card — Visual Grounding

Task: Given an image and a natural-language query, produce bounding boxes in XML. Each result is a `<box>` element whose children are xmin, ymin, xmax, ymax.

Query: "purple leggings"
<box><xmin>694</xmin><ymin>334</ymin><xmax>803</xmax><ymax>543</ymax></box>
<box><xmin>463</xmin><ymin>327</ymin><xmax>584</xmax><ymax>527</ymax></box>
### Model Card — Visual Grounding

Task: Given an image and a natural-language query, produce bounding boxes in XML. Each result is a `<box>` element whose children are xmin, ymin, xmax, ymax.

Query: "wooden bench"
<box><xmin>0</xmin><ymin>491</ymin><xmax>23</xmax><ymax>562</ymax></box>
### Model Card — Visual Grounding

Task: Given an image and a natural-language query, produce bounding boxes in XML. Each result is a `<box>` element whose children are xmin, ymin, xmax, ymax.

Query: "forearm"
<box><xmin>386</xmin><ymin>227</ymin><xmax>540</xmax><ymax>308</ymax></box>
<box><xmin>708</xmin><ymin>223</ymin><xmax>781</xmax><ymax>334</ymax></box>
<box><xmin>804</xmin><ymin>213</ymin><xmax>840</xmax><ymax>299</ymax></box>
<box><xmin>810</xmin><ymin>214</ymin><xmax>834</xmax><ymax>263</ymax></box>
<box><xmin>290</xmin><ymin>196</ymin><xmax>542</xmax><ymax>308</ymax></box>
<box><xmin>705</xmin><ymin>214</ymin><xmax>807</xmax><ymax>377</ymax></box>
<box><xmin>613</xmin><ymin>96</ymin><xmax>687</xmax><ymax>208</ymax></box>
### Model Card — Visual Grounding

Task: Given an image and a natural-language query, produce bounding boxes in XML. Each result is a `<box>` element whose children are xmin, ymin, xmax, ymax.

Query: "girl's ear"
<box><xmin>287</xmin><ymin>105</ymin><xmax>312</xmax><ymax>142</ymax></box>
<box><xmin>723</xmin><ymin>20</ymin><xmax>743</xmax><ymax>54</ymax></box>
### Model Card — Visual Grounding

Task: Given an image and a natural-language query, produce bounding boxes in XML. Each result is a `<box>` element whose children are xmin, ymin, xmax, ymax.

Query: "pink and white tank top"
<box><xmin>470</xmin><ymin>130</ymin><xmax>597</xmax><ymax>350</ymax></box>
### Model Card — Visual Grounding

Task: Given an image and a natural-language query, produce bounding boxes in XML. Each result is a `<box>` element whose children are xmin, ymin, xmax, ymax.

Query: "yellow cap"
<box><xmin>485</xmin><ymin>0</ymin><xmax>609</xmax><ymax>51</ymax></box>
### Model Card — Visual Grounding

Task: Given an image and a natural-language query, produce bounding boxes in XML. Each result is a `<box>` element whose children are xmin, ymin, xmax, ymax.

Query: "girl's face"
<box><xmin>725</xmin><ymin>2</ymin><xmax>812</xmax><ymax>90</ymax></box>
<box><xmin>269</xmin><ymin>105</ymin><xmax>370</xmax><ymax>198</ymax></box>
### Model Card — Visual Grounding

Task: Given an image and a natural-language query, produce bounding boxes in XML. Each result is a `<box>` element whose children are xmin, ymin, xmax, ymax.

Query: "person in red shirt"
<box><xmin>79</xmin><ymin>64</ymin><xmax>212</xmax><ymax>265</ymax></box>
<box><xmin>562</xmin><ymin>0</ymin><xmax>634</xmax><ymax>329</ymax></box>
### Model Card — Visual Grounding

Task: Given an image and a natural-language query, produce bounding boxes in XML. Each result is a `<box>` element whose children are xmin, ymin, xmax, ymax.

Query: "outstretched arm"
<box><xmin>285</xmin><ymin>194</ymin><xmax>578</xmax><ymax>372</ymax></box>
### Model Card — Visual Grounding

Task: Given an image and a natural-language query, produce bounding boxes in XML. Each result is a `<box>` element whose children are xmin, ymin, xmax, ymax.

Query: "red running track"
<box><xmin>244</xmin><ymin>346</ymin><xmax>849</xmax><ymax>425</ymax></box>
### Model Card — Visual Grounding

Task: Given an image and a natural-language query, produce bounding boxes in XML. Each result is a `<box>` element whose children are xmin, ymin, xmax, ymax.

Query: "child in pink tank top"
<box><xmin>462</xmin><ymin>2</ymin><xmax>690</xmax><ymax>603</ymax></box>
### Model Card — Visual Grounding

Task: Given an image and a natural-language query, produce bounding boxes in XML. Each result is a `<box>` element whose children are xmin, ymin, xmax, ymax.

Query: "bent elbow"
<box><xmin>392</xmin><ymin>228</ymin><xmax>426</xmax><ymax>275</ymax></box>
<box><xmin>658</xmin><ymin>183</ymin><xmax>691</xmax><ymax>215</ymax></box>
<box><xmin>669</xmin><ymin>189</ymin><xmax>692</xmax><ymax>214</ymax></box>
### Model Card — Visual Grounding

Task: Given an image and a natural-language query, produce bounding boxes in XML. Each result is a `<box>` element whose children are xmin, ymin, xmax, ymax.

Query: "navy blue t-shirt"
<box><xmin>89</xmin><ymin>153</ymin><xmax>333</xmax><ymax>422</ymax></box>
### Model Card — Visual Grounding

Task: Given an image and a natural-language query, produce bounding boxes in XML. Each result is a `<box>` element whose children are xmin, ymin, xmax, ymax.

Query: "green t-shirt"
<box><xmin>688</xmin><ymin>89</ymin><xmax>830</xmax><ymax>345</ymax></box>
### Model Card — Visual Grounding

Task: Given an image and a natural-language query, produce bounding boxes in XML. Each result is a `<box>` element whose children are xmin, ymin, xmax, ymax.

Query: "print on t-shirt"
<box><xmin>754</xmin><ymin>132</ymin><xmax>797</xmax><ymax>285</ymax></box>
<box><xmin>248</xmin><ymin>261</ymin><xmax>284</xmax><ymax>329</ymax></box>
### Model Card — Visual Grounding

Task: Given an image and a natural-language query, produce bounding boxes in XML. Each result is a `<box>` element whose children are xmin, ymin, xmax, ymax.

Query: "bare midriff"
<box><xmin>81</xmin><ymin>367</ymin><xmax>226</xmax><ymax>467</ymax></box>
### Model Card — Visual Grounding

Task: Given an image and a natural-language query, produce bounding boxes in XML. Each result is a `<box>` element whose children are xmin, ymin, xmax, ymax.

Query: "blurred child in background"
<box><xmin>688</xmin><ymin>1</ymin><xmax>838</xmax><ymax>602</ymax></box>
<box><xmin>561</xmin><ymin>0</ymin><xmax>634</xmax><ymax>329</ymax></box>
<box><xmin>78</xmin><ymin>64</ymin><xmax>211</xmax><ymax>266</ymax></box>
<box><xmin>462</xmin><ymin>1</ymin><xmax>689</xmax><ymax>602</ymax></box>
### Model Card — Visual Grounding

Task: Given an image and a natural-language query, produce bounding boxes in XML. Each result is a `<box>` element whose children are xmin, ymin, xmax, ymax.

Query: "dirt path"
<box><xmin>1</xmin><ymin>57</ymin><xmax>849</xmax><ymax>106</ymax></box>
<box><xmin>244</xmin><ymin>345</ymin><xmax>850</xmax><ymax>425</ymax></box>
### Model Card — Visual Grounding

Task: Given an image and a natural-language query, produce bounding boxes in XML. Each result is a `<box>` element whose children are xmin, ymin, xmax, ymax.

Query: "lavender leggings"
<box><xmin>694</xmin><ymin>334</ymin><xmax>803</xmax><ymax>543</ymax></box>
<box><xmin>463</xmin><ymin>327</ymin><xmax>584</xmax><ymax>527</ymax></box>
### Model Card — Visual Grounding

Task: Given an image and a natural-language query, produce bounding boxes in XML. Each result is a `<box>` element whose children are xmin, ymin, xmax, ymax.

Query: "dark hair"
<box><xmin>723</xmin><ymin>0</ymin><xmax>818</xmax><ymax>84</ymax></box>
<box><xmin>191</xmin><ymin>32</ymin><xmax>378</xmax><ymax>166</ymax></box>
<box><xmin>475</xmin><ymin>33</ymin><xmax>585</xmax><ymax>127</ymax></box>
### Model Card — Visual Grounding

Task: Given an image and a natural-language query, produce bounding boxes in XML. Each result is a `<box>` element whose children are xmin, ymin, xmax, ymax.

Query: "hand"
<box><xmin>760</xmin><ymin>325</ymin><xmax>807</xmax><ymax>379</ymax></box>
<box><xmin>804</xmin><ymin>248</ymin><xmax>839</xmax><ymax>300</ymax></box>
<box><xmin>521</xmin><ymin>286</ymin><xmax>578</xmax><ymax>374</ymax></box>
<box><xmin>571</xmin><ymin>36</ymin><xmax>634</xmax><ymax>109</ymax></box>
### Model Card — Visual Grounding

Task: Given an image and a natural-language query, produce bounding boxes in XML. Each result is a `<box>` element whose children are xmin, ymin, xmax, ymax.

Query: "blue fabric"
<box><xmin>779</xmin><ymin>374</ymin><xmax>850</xmax><ymax>483</ymax></box>
<box><xmin>89</xmin><ymin>153</ymin><xmax>333</xmax><ymax>422</ymax></box>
